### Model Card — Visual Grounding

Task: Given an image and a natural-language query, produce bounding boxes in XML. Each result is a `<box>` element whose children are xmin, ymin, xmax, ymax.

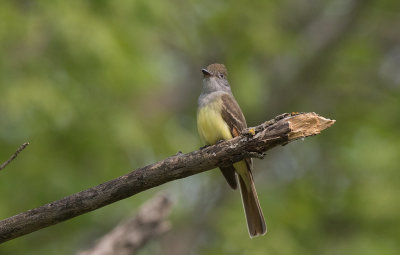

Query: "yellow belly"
<box><xmin>197</xmin><ymin>98</ymin><xmax>232</xmax><ymax>145</ymax></box>
<box><xmin>197</xmin><ymin>97</ymin><xmax>250</xmax><ymax>184</ymax></box>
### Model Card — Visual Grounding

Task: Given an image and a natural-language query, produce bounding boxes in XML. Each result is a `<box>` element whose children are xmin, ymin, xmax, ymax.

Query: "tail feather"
<box><xmin>238</xmin><ymin>170</ymin><xmax>267</xmax><ymax>237</ymax></box>
<box><xmin>219</xmin><ymin>166</ymin><xmax>238</xmax><ymax>189</ymax></box>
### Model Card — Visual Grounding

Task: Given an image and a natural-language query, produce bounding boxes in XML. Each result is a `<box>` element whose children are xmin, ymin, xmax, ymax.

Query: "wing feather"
<box><xmin>218</xmin><ymin>94</ymin><xmax>252</xmax><ymax>189</ymax></box>
<box><xmin>221</xmin><ymin>94</ymin><xmax>252</xmax><ymax>169</ymax></box>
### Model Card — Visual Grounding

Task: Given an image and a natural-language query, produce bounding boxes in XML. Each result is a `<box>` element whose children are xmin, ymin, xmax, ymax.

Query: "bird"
<box><xmin>197</xmin><ymin>63</ymin><xmax>267</xmax><ymax>237</ymax></box>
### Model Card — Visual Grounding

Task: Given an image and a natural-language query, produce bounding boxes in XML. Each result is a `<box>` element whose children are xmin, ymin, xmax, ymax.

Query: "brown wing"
<box><xmin>220</xmin><ymin>94</ymin><xmax>247</xmax><ymax>133</ymax></box>
<box><xmin>219</xmin><ymin>94</ymin><xmax>252</xmax><ymax>189</ymax></box>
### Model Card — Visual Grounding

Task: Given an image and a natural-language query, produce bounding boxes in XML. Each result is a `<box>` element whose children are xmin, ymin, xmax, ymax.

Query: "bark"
<box><xmin>77</xmin><ymin>193</ymin><xmax>172</xmax><ymax>255</ymax></box>
<box><xmin>0</xmin><ymin>112</ymin><xmax>335</xmax><ymax>244</ymax></box>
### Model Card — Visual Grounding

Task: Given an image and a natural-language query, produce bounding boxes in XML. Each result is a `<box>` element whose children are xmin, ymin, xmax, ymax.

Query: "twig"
<box><xmin>0</xmin><ymin>112</ymin><xmax>335</xmax><ymax>243</ymax></box>
<box><xmin>0</xmin><ymin>142</ymin><xmax>30</xmax><ymax>171</ymax></box>
<box><xmin>77</xmin><ymin>193</ymin><xmax>172</xmax><ymax>255</ymax></box>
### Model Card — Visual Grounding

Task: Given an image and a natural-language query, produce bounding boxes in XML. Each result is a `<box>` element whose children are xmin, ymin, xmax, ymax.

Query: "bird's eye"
<box><xmin>218</xmin><ymin>73</ymin><xmax>224</xmax><ymax>79</ymax></box>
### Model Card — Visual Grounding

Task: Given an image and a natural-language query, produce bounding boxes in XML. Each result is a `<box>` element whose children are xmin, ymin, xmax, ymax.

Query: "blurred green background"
<box><xmin>1</xmin><ymin>0</ymin><xmax>399</xmax><ymax>254</ymax></box>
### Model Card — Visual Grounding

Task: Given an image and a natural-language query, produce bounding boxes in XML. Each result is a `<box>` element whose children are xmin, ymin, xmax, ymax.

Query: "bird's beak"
<box><xmin>202</xmin><ymin>68</ymin><xmax>212</xmax><ymax>77</ymax></box>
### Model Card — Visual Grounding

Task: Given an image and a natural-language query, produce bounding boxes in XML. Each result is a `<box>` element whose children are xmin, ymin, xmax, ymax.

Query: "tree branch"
<box><xmin>77</xmin><ymin>193</ymin><xmax>172</xmax><ymax>255</ymax></box>
<box><xmin>0</xmin><ymin>112</ymin><xmax>335</xmax><ymax>244</ymax></box>
<box><xmin>0</xmin><ymin>142</ymin><xmax>30</xmax><ymax>171</ymax></box>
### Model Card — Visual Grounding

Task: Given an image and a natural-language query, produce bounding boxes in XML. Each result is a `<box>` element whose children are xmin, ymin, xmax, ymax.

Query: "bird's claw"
<box><xmin>200</xmin><ymin>144</ymin><xmax>211</xmax><ymax>150</ymax></box>
<box><xmin>246</xmin><ymin>151</ymin><xmax>266</xmax><ymax>159</ymax></box>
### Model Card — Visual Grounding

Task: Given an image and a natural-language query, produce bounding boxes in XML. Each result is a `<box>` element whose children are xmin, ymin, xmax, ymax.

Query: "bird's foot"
<box><xmin>215</xmin><ymin>139</ymin><xmax>225</xmax><ymax>144</ymax></box>
<box><xmin>246</xmin><ymin>151</ymin><xmax>266</xmax><ymax>159</ymax></box>
<box><xmin>200</xmin><ymin>144</ymin><xmax>211</xmax><ymax>150</ymax></box>
<box><xmin>242</xmin><ymin>128</ymin><xmax>256</xmax><ymax>137</ymax></box>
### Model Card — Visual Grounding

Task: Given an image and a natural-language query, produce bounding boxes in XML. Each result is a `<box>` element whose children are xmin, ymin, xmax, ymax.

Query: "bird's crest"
<box><xmin>206</xmin><ymin>63</ymin><xmax>228</xmax><ymax>78</ymax></box>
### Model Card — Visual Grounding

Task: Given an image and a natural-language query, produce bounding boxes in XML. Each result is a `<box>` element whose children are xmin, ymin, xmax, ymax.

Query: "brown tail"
<box><xmin>238</xmin><ymin>170</ymin><xmax>267</xmax><ymax>237</ymax></box>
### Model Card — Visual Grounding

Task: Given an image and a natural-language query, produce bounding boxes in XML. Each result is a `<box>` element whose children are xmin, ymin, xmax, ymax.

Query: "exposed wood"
<box><xmin>0</xmin><ymin>112</ymin><xmax>335</xmax><ymax>243</ymax></box>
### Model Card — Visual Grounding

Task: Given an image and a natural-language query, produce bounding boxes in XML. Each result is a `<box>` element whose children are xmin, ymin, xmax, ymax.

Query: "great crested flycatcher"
<box><xmin>197</xmin><ymin>63</ymin><xmax>267</xmax><ymax>237</ymax></box>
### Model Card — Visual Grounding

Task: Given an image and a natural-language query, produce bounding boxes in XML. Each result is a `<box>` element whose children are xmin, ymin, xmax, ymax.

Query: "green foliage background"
<box><xmin>1</xmin><ymin>0</ymin><xmax>399</xmax><ymax>254</ymax></box>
